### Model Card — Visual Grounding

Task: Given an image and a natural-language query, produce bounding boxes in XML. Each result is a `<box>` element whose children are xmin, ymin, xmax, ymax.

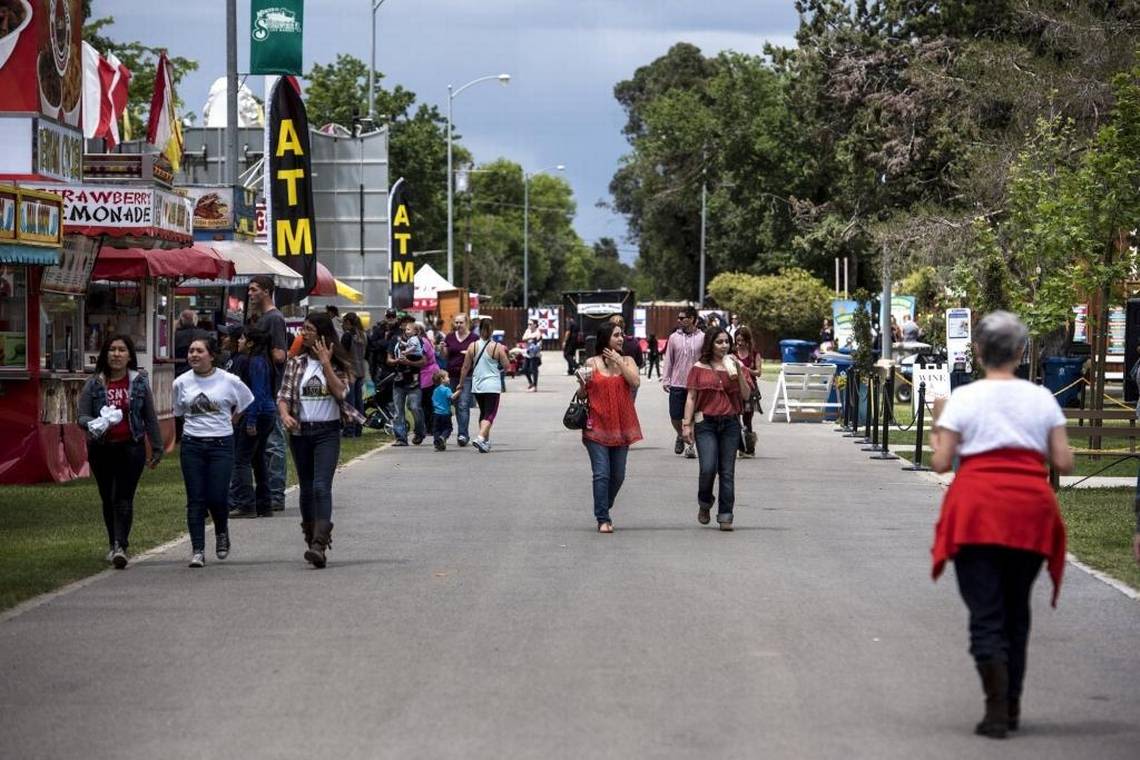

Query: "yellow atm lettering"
<box><xmin>393</xmin><ymin>261</ymin><xmax>414</xmax><ymax>283</ymax></box>
<box><xmin>276</xmin><ymin>120</ymin><xmax>303</xmax><ymax>157</ymax></box>
<box><xmin>393</xmin><ymin>204</ymin><xmax>410</xmax><ymax>226</ymax></box>
<box><xmin>276</xmin><ymin>218</ymin><xmax>313</xmax><ymax>256</ymax></box>
<box><xmin>276</xmin><ymin>169</ymin><xmax>305</xmax><ymax>206</ymax></box>
<box><xmin>393</xmin><ymin>232</ymin><xmax>411</xmax><ymax>254</ymax></box>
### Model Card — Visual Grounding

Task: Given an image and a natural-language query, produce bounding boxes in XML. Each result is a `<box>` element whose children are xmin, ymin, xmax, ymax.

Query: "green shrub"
<box><xmin>708</xmin><ymin>268</ymin><xmax>832</xmax><ymax>340</ymax></box>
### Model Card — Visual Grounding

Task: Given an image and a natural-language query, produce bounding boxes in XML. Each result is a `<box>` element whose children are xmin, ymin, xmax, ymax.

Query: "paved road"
<box><xmin>2</xmin><ymin>368</ymin><xmax>1138</xmax><ymax>759</ymax></box>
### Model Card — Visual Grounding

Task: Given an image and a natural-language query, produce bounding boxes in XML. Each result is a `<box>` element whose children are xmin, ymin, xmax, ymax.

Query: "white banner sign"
<box><xmin>633</xmin><ymin>307</ymin><xmax>647</xmax><ymax>339</ymax></box>
<box><xmin>945</xmin><ymin>308</ymin><xmax>972</xmax><ymax>371</ymax></box>
<box><xmin>28</xmin><ymin>185</ymin><xmax>193</xmax><ymax>239</ymax></box>
<box><xmin>913</xmin><ymin>364</ymin><xmax>951</xmax><ymax>414</ymax></box>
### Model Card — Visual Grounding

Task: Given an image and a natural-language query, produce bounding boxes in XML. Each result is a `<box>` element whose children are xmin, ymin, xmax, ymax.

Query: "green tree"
<box><xmin>706</xmin><ymin>268</ymin><xmax>832</xmax><ymax>340</ymax></box>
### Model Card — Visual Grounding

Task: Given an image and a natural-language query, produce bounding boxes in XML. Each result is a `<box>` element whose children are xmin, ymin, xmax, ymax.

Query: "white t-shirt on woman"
<box><xmin>937</xmin><ymin>378</ymin><xmax>1066</xmax><ymax>457</ymax></box>
<box><xmin>298</xmin><ymin>360</ymin><xmax>340</xmax><ymax>422</ymax></box>
<box><xmin>173</xmin><ymin>369</ymin><xmax>254</xmax><ymax>437</ymax></box>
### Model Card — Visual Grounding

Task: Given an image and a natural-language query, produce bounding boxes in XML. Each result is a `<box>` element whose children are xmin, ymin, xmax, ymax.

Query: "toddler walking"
<box><xmin>431</xmin><ymin>370</ymin><xmax>454</xmax><ymax>450</ymax></box>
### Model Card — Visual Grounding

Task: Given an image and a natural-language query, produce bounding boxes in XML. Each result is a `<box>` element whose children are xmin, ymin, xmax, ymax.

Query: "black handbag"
<box><xmin>563</xmin><ymin>392</ymin><xmax>588</xmax><ymax>430</ymax></box>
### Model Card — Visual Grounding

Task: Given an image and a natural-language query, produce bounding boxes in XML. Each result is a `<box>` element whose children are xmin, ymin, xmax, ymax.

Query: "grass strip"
<box><xmin>1057</xmin><ymin>488</ymin><xmax>1140</xmax><ymax>592</ymax></box>
<box><xmin>0</xmin><ymin>430</ymin><xmax>389</xmax><ymax>612</ymax></box>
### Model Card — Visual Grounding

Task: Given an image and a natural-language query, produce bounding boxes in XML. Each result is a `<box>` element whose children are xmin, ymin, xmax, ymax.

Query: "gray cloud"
<box><xmin>90</xmin><ymin>0</ymin><xmax>800</xmax><ymax>261</ymax></box>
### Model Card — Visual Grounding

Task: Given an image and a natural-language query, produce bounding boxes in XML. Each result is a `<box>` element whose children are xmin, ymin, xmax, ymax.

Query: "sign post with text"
<box><xmin>266</xmin><ymin>77</ymin><xmax>316</xmax><ymax>293</ymax></box>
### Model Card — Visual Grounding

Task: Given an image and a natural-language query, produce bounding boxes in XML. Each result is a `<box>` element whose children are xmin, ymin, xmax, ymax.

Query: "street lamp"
<box><xmin>368</xmin><ymin>0</ymin><xmax>391</xmax><ymax>123</ymax></box>
<box><xmin>523</xmin><ymin>164</ymin><xmax>565</xmax><ymax>312</ymax></box>
<box><xmin>447</xmin><ymin>73</ymin><xmax>511</xmax><ymax>284</ymax></box>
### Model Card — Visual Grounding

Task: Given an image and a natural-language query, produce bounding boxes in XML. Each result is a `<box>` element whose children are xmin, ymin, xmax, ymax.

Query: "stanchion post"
<box><xmin>844</xmin><ymin>368</ymin><xmax>860</xmax><ymax>436</ymax></box>
<box><xmin>871</xmin><ymin>370</ymin><xmax>899</xmax><ymax>460</ymax></box>
<box><xmin>863</xmin><ymin>373</ymin><xmax>882</xmax><ymax>451</ymax></box>
<box><xmin>836</xmin><ymin>370</ymin><xmax>849</xmax><ymax>432</ymax></box>
<box><xmin>901</xmin><ymin>381</ymin><xmax>931</xmax><ymax>471</ymax></box>
<box><xmin>857</xmin><ymin>373</ymin><xmax>874</xmax><ymax>444</ymax></box>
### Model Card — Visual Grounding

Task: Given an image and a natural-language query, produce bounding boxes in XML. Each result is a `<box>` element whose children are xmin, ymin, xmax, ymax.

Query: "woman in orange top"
<box><xmin>682</xmin><ymin>327</ymin><xmax>749</xmax><ymax>531</ymax></box>
<box><xmin>931</xmin><ymin>311</ymin><xmax>1072</xmax><ymax>738</ymax></box>
<box><xmin>575</xmin><ymin>322</ymin><xmax>642</xmax><ymax>533</ymax></box>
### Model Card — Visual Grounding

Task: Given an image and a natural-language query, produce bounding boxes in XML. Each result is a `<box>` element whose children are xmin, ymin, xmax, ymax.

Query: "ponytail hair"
<box><xmin>478</xmin><ymin>317</ymin><xmax>494</xmax><ymax>340</ymax></box>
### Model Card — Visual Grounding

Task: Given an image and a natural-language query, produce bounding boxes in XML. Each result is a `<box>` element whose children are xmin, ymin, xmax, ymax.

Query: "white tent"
<box><xmin>412</xmin><ymin>264</ymin><xmax>454</xmax><ymax>309</ymax></box>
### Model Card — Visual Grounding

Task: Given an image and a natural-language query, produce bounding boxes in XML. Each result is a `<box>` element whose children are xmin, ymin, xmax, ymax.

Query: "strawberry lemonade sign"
<box><xmin>28</xmin><ymin>184</ymin><xmax>193</xmax><ymax>243</ymax></box>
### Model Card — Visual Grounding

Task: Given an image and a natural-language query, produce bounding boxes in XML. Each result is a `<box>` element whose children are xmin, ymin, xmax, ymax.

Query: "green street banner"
<box><xmin>250</xmin><ymin>1</ymin><xmax>305</xmax><ymax>75</ymax></box>
<box><xmin>266</xmin><ymin>78</ymin><xmax>317</xmax><ymax>293</ymax></box>
<box><xmin>389</xmin><ymin>178</ymin><xmax>414</xmax><ymax>310</ymax></box>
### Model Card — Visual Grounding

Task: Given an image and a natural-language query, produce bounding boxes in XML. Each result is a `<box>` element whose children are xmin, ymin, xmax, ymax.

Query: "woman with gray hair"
<box><xmin>930</xmin><ymin>311</ymin><xmax>1073</xmax><ymax>739</ymax></box>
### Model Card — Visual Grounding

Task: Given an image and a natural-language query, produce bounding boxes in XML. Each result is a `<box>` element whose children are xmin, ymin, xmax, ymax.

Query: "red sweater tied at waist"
<box><xmin>931</xmin><ymin>448</ymin><xmax>1067</xmax><ymax>607</ymax></box>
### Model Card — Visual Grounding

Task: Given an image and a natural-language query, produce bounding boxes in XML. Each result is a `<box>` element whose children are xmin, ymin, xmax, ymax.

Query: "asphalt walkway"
<box><xmin>1</xmin><ymin>367</ymin><xmax>1137</xmax><ymax>759</ymax></box>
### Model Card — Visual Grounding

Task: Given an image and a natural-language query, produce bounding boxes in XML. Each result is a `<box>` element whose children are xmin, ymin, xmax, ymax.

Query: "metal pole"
<box><xmin>225</xmin><ymin>0</ymin><xmax>238</xmax><ymax>185</ymax></box>
<box><xmin>368</xmin><ymin>3</ymin><xmax>376</xmax><ymax>121</ymax></box>
<box><xmin>844</xmin><ymin>368</ymin><xmax>860</xmax><ymax>436</ymax></box>
<box><xmin>843</xmin><ymin>257</ymin><xmax>849</xmax><ymax>299</ymax></box>
<box><xmin>863</xmin><ymin>375</ymin><xmax>880</xmax><ymax>450</ymax></box>
<box><xmin>523</xmin><ymin>172</ymin><xmax>529</xmax><ymax>312</ymax></box>
<box><xmin>871</xmin><ymin>371</ymin><xmax>900</xmax><ymax>460</ymax></box>
<box><xmin>880</xmin><ymin>245</ymin><xmax>893</xmax><ymax>362</ymax></box>
<box><xmin>446</xmin><ymin>85</ymin><xmax>454</xmax><ymax>284</ymax></box>
<box><xmin>902</xmin><ymin>382</ymin><xmax>932</xmax><ymax>471</ymax></box>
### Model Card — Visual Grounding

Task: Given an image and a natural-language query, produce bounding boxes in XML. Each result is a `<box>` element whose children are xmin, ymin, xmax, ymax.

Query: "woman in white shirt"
<box><xmin>930</xmin><ymin>311</ymin><xmax>1073</xmax><ymax>738</ymax></box>
<box><xmin>277</xmin><ymin>312</ymin><xmax>364</xmax><ymax>567</ymax></box>
<box><xmin>173</xmin><ymin>336</ymin><xmax>255</xmax><ymax>568</ymax></box>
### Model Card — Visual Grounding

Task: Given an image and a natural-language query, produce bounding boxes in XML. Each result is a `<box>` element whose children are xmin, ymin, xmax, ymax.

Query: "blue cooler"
<box><xmin>818</xmin><ymin>353</ymin><xmax>853</xmax><ymax>421</ymax></box>
<box><xmin>779</xmin><ymin>339</ymin><xmax>816</xmax><ymax>364</ymax></box>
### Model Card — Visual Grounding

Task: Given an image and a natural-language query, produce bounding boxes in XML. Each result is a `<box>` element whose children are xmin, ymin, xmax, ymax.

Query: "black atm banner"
<box><xmin>389</xmin><ymin>178</ymin><xmax>413</xmax><ymax>309</ymax></box>
<box><xmin>267</xmin><ymin>78</ymin><xmax>317</xmax><ymax>293</ymax></box>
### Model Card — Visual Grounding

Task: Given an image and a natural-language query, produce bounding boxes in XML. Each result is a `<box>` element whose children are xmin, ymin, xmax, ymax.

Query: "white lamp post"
<box><xmin>368</xmin><ymin>0</ymin><xmax>391</xmax><ymax>123</ymax></box>
<box><xmin>447</xmin><ymin>74</ymin><xmax>511</xmax><ymax>284</ymax></box>
<box><xmin>523</xmin><ymin>164</ymin><xmax>565</xmax><ymax>312</ymax></box>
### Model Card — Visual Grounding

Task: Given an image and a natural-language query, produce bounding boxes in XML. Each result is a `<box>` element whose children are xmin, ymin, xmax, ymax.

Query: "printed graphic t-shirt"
<box><xmin>298</xmin><ymin>360</ymin><xmax>340</xmax><ymax>422</ymax></box>
<box><xmin>173</xmin><ymin>369</ymin><xmax>255</xmax><ymax>438</ymax></box>
<box><xmin>105</xmin><ymin>375</ymin><xmax>132</xmax><ymax>442</ymax></box>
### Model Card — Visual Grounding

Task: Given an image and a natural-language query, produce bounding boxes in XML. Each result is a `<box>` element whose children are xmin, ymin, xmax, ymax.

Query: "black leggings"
<box><xmin>89</xmin><ymin>440</ymin><xmax>147</xmax><ymax>550</ymax></box>
<box><xmin>954</xmin><ymin>545</ymin><xmax>1044</xmax><ymax>700</ymax></box>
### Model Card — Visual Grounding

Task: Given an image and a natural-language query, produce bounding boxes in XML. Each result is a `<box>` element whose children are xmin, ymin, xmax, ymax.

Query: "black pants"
<box><xmin>646</xmin><ymin>356</ymin><xmax>661</xmax><ymax>378</ymax></box>
<box><xmin>565</xmin><ymin>352</ymin><xmax>578</xmax><ymax>375</ymax></box>
<box><xmin>421</xmin><ymin>386</ymin><xmax>435</xmax><ymax>432</ymax></box>
<box><xmin>89</xmin><ymin>440</ymin><xmax>147</xmax><ymax>550</ymax></box>
<box><xmin>954</xmin><ymin>545</ymin><xmax>1044</xmax><ymax>700</ymax></box>
<box><xmin>289</xmin><ymin>422</ymin><xmax>341</xmax><ymax>523</ymax></box>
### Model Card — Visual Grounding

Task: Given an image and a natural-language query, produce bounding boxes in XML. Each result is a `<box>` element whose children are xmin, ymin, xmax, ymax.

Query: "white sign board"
<box><xmin>633</xmin><ymin>307</ymin><xmax>647</xmax><ymax>339</ymax></box>
<box><xmin>945</xmin><ymin>307</ymin><xmax>972</xmax><ymax>371</ymax></box>
<box><xmin>913</xmin><ymin>364</ymin><xmax>951</xmax><ymax>414</ymax></box>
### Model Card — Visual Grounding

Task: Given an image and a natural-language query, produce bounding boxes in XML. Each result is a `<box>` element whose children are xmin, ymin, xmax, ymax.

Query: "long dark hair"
<box><xmin>734</xmin><ymin>326</ymin><xmax>753</xmax><ymax>352</ymax></box>
<box><xmin>343</xmin><ymin>312</ymin><xmax>364</xmax><ymax>336</ymax></box>
<box><xmin>699</xmin><ymin>327</ymin><xmax>732</xmax><ymax>365</ymax></box>
<box><xmin>95</xmin><ymin>334</ymin><xmax>139</xmax><ymax>377</ymax></box>
<box><xmin>477</xmin><ymin>317</ymin><xmax>494</xmax><ymax>340</ymax></box>
<box><xmin>304</xmin><ymin>311</ymin><xmax>352</xmax><ymax>372</ymax></box>
<box><xmin>244</xmin><ymin>326</ymin><xmax>271</xmax><ymax>359</ymax></box>
<box><xmin>594</xmin><ymin>323</ymin><xmax>623</xmax><ymax>356</ymax></box>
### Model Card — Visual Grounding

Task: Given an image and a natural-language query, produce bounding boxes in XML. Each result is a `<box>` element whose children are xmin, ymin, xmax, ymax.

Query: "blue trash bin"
<box><xmin>818</xmin><ymin>353</ymin><xmax>853</xmax><ymax>421</ymax></box>
<box><xmin>1043</xmin><ymin>356</ymin><xmax>1085</xmax><ymax>407</ymax></box>
<box><xmin>779</xmin><ymin>339</ymin><xmax>816</xmax><ymax>364</ymax></box>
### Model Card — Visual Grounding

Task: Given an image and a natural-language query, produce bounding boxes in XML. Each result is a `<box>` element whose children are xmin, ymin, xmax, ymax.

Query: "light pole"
<box><xmin>523</xmin><ymin>164</ymin><xmax>565</xmax><ymax>312</ymax></box>
<box><xmin>447</xmin><ymin>73</ymin><xmax>511</xmax><ymax>284</ymax></box>
<box><xmin>368</xmin><ymin>0</ymin><xmax>391</xmax><ymax>123</ymax></box>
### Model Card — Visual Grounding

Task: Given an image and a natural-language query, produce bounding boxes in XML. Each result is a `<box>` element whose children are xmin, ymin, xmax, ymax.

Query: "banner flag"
<box><xmin>145</xmin><ymin>52</ymin><xmax>182</xmax><ymax>172</ymax></box>
<box><xmin>389</xmin><ymin>178</ymin><xmax>414</xmax><ymax>310</ymax></box>
<box><xmin>266</xmin><ymin>77</ymin><xmax>317</xmax><ymax>293</ymax></box>
<box><xmin>250</xmin><ymin>1</ymin><xmax>305</xmax><ymax>75</ymax></box>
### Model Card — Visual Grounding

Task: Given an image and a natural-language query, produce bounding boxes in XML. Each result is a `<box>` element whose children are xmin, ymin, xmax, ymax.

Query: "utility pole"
<box><xmin>698</xmin><ymin>150</ymin><xmax>708</xmax><ymax>306</ymax></box>
<box><xmin>225</xmin><ymin>0</ymin><xmax>238</xmax><ymax>185</ymax></box>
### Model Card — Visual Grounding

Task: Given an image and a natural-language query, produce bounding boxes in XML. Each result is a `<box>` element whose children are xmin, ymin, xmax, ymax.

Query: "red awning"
<box><xmin>91</xmin><ymin>245</ymin><xmax>236</xmax><ymax>281</ymax></box>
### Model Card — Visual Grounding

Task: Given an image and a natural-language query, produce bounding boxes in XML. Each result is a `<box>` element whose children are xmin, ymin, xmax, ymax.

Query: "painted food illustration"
<box><xmin>0</xmin><ymin>0</ymin><xmax>31</xmax><ymax>70</ymax></box>
<box><xmin>194</xmin><ymin>193</ymin><xmax>230</xmax><ymax>222</ymax></box>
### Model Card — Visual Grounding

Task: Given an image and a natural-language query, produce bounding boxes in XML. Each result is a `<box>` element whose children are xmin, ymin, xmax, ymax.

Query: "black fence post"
<box><xmin>844</xmin><ymin>368</ymin><xmax>861</xmax><ymax>437</ymax></box>
<box><xmin>857</xmin><ymin>374</ymin><xmax>875</xmax><ymax>445</ymax></box>
<box><xmin>863</xmin><ymin>373</ymin><xmax>882</xmax><ymax>451</ymax></box>
<box><xmin>901</xmin><ymin>381</ymin><xmax>932</xmax><ymax>472</ymax></box>
<box><xmin>836</xmin><ymin>370</ymin><xmax>850</xmax><ymax>432</ymax></box>
<box><xmin>871</xmin><ymin>370</ymin><xmax>899</xmax><ymax>460</ymax></box>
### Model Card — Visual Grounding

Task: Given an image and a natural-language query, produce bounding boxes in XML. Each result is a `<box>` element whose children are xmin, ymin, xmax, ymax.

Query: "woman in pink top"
<box><xmin>417</xmin><ymin>322</ymin><xmax>441</xmax><ymax>433</ymax></box>
<box><xmin>575</xmin><ymin>323</ymin><xmax>643</xmax><ymax>532</ymax></box>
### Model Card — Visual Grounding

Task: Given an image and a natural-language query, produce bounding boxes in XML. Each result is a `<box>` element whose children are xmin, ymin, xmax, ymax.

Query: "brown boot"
<box><xmin>974</xmin><ymin>660</ymin><xmax>1010</xmax><ymax>739</ymax></box>
<box><xmin>305</xmin><ymin>520</ymin><xmax>333</xmax><ymax>568</ymax></box>
<box><xmin>300</xmin><ymin>521</ymin><xmax>314</xmax><ymax>549</ymax></box>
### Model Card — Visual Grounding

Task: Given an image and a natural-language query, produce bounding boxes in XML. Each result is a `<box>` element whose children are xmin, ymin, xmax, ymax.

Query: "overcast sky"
<box><xmin>91</xmin><ymin>1</ymin><xmax>800</xmax><ymax>263</ymax></box>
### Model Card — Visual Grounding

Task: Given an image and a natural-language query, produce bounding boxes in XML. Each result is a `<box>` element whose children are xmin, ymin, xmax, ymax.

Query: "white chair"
<box><xmin>769</xmin><ymin>363</ymin><xmax>842</xmax><ymax>423</ymax></box>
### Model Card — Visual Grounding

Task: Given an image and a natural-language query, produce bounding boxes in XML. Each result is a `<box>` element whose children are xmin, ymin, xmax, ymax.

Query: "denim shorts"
<box><xmin>668</xmin><ymin>387</ymin><xmax>688</xmax><ymax>421</ymax></box>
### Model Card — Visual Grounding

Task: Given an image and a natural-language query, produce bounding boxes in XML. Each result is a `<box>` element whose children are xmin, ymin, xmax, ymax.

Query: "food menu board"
<box><xmin>1109</xmin><ymin>305</ymin><xmax>1126</xmax><ymax>356</ymax></box>
<box><xmin>40</xmin><ymin>233</ymin><xmax>96</xmax><ymax>294</ymax></box>
<box><xmin>0</xmin><ymin>1</ymin><xmax>84</xmax><ymax>129</ymax></box>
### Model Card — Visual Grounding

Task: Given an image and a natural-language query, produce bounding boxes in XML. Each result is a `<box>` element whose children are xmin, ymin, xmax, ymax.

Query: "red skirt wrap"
<box><xmin>931</xmin><ymin>449</ymin><xmax>1067</xmax><ymax>607</ymax></box>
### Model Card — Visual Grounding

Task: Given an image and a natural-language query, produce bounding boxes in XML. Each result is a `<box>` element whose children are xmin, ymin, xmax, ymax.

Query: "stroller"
<box><xmin>362</xmin><ymin>371</ymin><xmax>398</xmax><ymax>435</ymax></box>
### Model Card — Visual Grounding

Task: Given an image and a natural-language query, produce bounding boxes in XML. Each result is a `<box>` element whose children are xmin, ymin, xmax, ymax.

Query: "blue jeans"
<box><xmin>181</xmin><ymin>434</ymin><xmax>235</xmax><ymax>552</ymax></box>
<box><xmin>524</xmin><ymin>357</ymin><xmax>540</xmax><ymax>387</ymax></box>
<box><xmin>345</xmin><ymin>377</ymin><xmax>364</xmax><ymax>437</ymax></box>
<box><xmin>392</xmin><ymin>383</ymin><xmax>424</xmax><ymax>442</ymax></box>
<box><xmin>288</xmin><ymin>423</ymin><xmax>341</xmax><ymax>523</ymax></box>
<box><xmin>584</xmin><ymin>440</ymin><xmax>629</xmax><ymax>524</ymax></box>
<box><xmin>694</xmin><ymin>415</ymin><xmax>741</xmax><ymax>520</ymax></box>
<box><xmin>449</xmin><ymin>375</ymin><xmax>473</xmax><ymax>441</ymax></box>
<box><xmin>231</xmin><ymin>414</ymin><xmax>274</xmax><ymax>513</ymax></box>
<box><xmin>433</xmin><ymin>412</ymin><xmax>453</xmax><ymax>444</ymax></box>
<box><xmin>266</xmin><ymin>414</ymin><xmax>287</xmax><ymax>507</ymax></box>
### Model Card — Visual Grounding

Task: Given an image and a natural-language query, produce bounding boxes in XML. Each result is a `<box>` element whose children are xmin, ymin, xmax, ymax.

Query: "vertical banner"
<box><xmin>389</xmin><ymin>177</ymin><xmax>413</xmax><ymax>309</ymax></box>
<box><xmin>945</xmin><ymin>307</ymin><xmax>972</xmax><ymax>371</ymax></box>
<box><xmin>250</xmin><ymin>0</ymin><xmax>305</xmax><ymax>75</ymax></box>
<box><xmin>266</xmin><ymin>77</ymin><xmax>317</xmax><ymax>292</ymax></box>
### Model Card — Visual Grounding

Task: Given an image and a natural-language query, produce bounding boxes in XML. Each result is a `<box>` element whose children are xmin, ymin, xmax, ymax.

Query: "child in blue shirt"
<box><xmin>431</xmin><ymin>369</ymin><xmax>453</xmax><ymax>450</ymax></box>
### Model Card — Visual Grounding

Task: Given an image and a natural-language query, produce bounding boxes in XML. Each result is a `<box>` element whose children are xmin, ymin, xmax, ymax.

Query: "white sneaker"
<box><xmin>105</xmin><ymin>548</ymin><xmax>115</xmax><ymax>563</ymax></box>
<box><xmin>473</xmin><ymin>437</ymin><xmax>490</xmax><ymax>453</ymax></box>
<box><xmin>111</xmin><ymin>547</ymin><xmax>128</xmax><ymax>569</ymax></box>
<box><xmin>188</xmin><ymin>552</ymin><xmax>206</xmax><ymax>568</ymax></box>
<box><xmin>684</xmin><ymin>443</ymin><xmax>696</xmax><ymax>459</ymax></box>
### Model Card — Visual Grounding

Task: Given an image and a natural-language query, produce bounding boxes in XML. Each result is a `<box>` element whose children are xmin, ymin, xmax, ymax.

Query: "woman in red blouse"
<box><xmin>682</xmin><ymin>327</ymin><xmax>749</xmax><ymax>530</ymax></box>
<box><xmin>575</xmin><ymin>323</ymin><xmax>643</xmax><ymax>532</ymax></box>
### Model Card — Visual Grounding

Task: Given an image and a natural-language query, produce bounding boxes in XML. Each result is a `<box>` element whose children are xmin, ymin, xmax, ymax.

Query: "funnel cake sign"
<box><xmin>0</xmin><ymin>0</ymin><xmax>84</xmax><ymax>129</ymax></box>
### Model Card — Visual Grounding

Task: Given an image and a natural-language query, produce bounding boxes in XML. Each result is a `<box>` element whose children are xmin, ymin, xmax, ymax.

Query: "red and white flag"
<box><xmin>105</xmin><ymin>52</ymin><xmax>132</xmax><ymax>146</ymax></box>
<box><xmin>146</xmin><ymin>52</ymin><xmax>183</xmax><ymax>172</ymax></box>
<box><xmin>81</xmin><ymin>43</ymin><xmax>132</xmax><ymax>150</ymax></box>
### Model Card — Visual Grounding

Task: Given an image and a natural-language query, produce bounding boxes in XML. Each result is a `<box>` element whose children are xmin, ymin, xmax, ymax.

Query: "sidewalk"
<box><xmin>1</xmin><ymin>370</ymin><xmax>1137</xmax><ymax>759</ymax></box>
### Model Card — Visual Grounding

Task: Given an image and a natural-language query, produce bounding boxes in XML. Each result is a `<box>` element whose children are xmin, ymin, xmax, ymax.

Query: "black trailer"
<box><xmin>562</xmin><ymin>289</ymin><xmax>636</xmax><ymax>363</ymax></box>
